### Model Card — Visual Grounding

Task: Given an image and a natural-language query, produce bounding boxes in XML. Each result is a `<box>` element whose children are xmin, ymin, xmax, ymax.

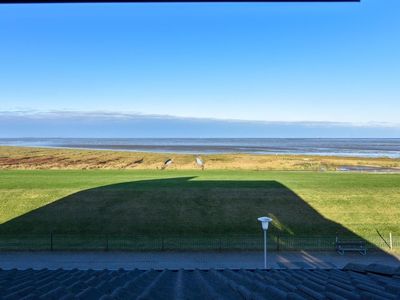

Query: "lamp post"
<box><xmin>257</xmin><ymin>216</ymin><xmax>272</xmax><ymax>269</ymax></box>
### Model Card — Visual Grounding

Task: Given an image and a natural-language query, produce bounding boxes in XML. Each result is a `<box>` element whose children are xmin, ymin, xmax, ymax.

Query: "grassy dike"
<box><xmin>0</xmin><ymin>169</ymin><xmax>399</xmax><ymax>241</ymax></box>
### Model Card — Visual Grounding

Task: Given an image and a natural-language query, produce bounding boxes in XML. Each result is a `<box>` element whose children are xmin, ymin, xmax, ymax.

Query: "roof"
<box><xmin>1</xmin><ymin>264</ymin><xmax>399</xmax><ymax>299</ymax></box>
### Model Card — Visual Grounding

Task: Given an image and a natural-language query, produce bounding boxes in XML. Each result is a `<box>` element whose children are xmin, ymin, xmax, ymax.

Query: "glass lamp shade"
<box><xmin>257</xmin><ymin>217</ymin><xmax>273</xmax><ymax>230</ymax></box>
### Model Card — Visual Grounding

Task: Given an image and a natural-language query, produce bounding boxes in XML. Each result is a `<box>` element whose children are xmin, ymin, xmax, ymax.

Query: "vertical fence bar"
<box><xmin>161</xmin><ymin>236</ymin><xmax>164</xmax><ymax>251</ymax></box>
<box><xmin>50</xmin><ymin>232</ymin><xmax>53</xmax><ymax>251</ymax></box>
<box><xmin>105</xmin><ymin>234</ymin><xmax>109</xmax><ymax>251</ymax></box>
<box><xmin>277</xmin><ymin>235</ymin><xmax>280</xmax><ymax>251</ymax></box>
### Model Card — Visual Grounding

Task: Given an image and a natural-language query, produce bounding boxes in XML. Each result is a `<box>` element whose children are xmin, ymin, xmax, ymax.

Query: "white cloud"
<box><xmin>1</xmin><ymin>109</ymin><xmax>399</xmax><ymax>128</ymax></box>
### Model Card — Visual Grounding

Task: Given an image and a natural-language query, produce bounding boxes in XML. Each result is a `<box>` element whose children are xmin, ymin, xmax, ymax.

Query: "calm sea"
<box><xmin>1</xmin><ymin>138</ymin><xmax>399</xmax><ymax>158</ymax></box>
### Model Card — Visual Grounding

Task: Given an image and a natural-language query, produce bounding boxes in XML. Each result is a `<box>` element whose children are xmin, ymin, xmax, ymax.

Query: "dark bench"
<box><xmin>335</xmin><ymin>239</ymin><xmax>367</xmax><ymax>255</ymax></box>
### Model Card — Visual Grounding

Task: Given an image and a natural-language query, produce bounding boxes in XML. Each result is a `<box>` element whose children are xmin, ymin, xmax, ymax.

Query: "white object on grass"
<box><xmin>195</xmin><ymin>156</ymin><xmax>204</xmax><ymax>170</ymax></box>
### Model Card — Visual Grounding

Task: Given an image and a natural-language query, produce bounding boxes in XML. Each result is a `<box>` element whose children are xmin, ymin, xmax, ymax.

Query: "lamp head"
<box><xmin>257</xmin><ymin>216</ymin><xmax>273</xmax><ymax>231</ymax></box>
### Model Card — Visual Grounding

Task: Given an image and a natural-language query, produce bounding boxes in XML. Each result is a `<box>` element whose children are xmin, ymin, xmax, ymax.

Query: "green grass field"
<box><xmin>0</xmin><ymin>170</ymin><xmax>399</xmax><ymax>244</ymax></box>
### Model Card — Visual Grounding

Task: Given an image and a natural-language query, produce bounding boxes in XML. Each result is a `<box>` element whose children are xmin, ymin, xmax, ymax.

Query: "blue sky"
<box><xmin>0</xmin><ymin>1</ymin><xmax>399</xmax><ymax>137</ymax></box>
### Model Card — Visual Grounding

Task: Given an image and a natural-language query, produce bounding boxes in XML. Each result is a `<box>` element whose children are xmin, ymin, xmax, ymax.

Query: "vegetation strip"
<box><xmin>1</xmin><ymin>146</ymin><xmax>399</xmax><ymax>171</ymax></box>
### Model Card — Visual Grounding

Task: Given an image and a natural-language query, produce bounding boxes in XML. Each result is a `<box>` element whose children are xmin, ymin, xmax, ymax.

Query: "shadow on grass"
<box><xmin>0</xmin><ymin>177</ymin><xmax>395</xmax><ymax>255</ymax></box>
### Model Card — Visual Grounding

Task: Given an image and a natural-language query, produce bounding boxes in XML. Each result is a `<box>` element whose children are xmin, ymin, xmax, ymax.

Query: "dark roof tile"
<box><xmin>325</xmin><ymin>291</ymin><xmax>349</xmax><ymax>300</ymax></box>
<box><xmin>75</xmin><ymin>286</ymin><xmax>103</xmax><ymax>300</ymax></box>
<box><xmin>1</xmin><ymin>265</ymin><xmax>400</xmax><ymax>299</ymax></box>
<box><xmin>264</xmin><ymin>285</ymin><xmax>288</xmax><ymax>300</ymax></box>
<box><xmin>297</xmin><ymin>284</ymin><xmax>325</xmax><ymax>300</ymax></box>
<box><xmin>385</xmin><ymin>282</ymin><xmax>400</xmax><ymax>294</ymax></box>
<box><xmin>326</xmin><ymin>284</ymin><xmax>361</xmax><ymax>300</ymax></box>
<box><xmin>343</xmin><ymin>263</ymin><xmax>367</xmax><ymax>273</ymax></box>
<box><xmin>39</xmin><ymin>286</ymin><xmax>70</xmax><ymax>300</ymax></box>
<box><xmin>366</xmin><ymin>264</ymin><xmax>398</xmax><ymax>276</ymax></box>
<box><xmin>287</xmin><ymin>292</ymin><xmax>308</xmax><ymax>300</ymax></box>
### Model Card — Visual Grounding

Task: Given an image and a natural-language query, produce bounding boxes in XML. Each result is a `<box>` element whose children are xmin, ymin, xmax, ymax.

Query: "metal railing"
<box><xmin>0</xmin><ymin>233</ymin><xmax>398</xmax><ymax>252</ymax></box>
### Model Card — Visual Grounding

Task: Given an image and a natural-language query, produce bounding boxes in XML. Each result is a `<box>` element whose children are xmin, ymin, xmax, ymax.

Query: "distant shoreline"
<box><xmin>1</xmin><ymin>137</ymin><xmax>400</xmax><ymax>158</ymax></box>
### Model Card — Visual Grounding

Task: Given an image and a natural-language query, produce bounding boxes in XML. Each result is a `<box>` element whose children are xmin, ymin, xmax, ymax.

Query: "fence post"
<box><xmin>50</xmin><ymin>232</ymin><xmax>53</xmax><ymax>251</ymax></box>
<box><xmin>161</xmin><ymin>236</ymin><xmax>164</xmax><ymax>251</ymax></box>
<box><xmin>105</xmin><ymin>234</ymin><xmax>109</xmax><ymax>252</ymax></box>
<box><xmin>390</xmin><ymin>232</ymin><xmax>393</xmax><ymax>250</ymax></box>
<box><xmin>277</xmin><ymin>235</ymin><xmax>280</xmax><ymax>251</ymax></box>
<box><xmin>219</xmin><ymin>237</ymin><xmax>222</xmax><ymax>252</ymax></box>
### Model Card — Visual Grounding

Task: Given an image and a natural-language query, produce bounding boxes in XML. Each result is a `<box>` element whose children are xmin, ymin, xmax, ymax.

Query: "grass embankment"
<box><xmin>0</xmin><ymin>170</ymin><xmax>399</xmax><ymax>242</ymax></box>
<box><xmin>1</xmin><ymin>146</ymin><xmax>399</xmax><ymax>171</ymax></box>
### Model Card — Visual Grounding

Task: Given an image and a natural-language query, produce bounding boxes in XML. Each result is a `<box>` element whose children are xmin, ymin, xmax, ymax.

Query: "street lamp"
<box><xmin>257</xmin><ymin>216</ymin><xmax>273</xmax><ymax>269</ymax></box>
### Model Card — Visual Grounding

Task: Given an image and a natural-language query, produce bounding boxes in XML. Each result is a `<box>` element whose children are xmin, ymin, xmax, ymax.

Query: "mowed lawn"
<box><xmin>0</xmin><ymin>170</ymin><xmax>399</xmax><ymax>239</ymax></box>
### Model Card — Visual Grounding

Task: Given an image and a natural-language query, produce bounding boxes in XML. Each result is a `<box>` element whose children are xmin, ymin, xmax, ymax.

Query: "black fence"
<box><xmin>0</xmin><ymin>233</ymin><xmax>397</xmax><ymax>251</ymax></box>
